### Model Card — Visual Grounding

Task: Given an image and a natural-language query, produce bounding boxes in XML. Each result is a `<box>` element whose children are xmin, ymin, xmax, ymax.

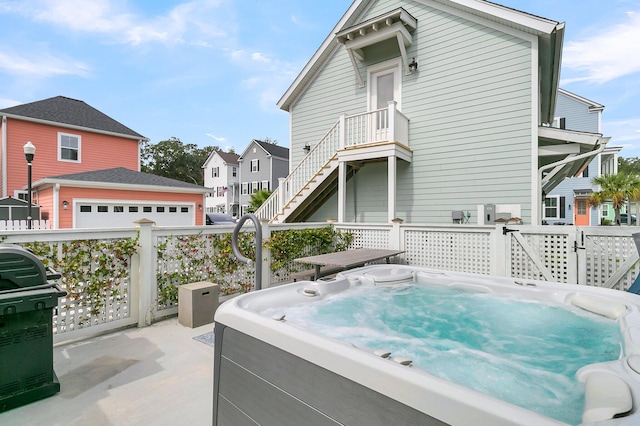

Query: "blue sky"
<box><xmin>0</xmin><ymin>1</ymin><xmax>639</xmax><ymax>158</ymax></box>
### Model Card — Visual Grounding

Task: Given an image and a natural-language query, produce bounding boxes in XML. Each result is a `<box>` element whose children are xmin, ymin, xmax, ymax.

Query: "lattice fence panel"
<box><xmin>584</xmin><ymin>234</ymin><xmax>639</xmax><ymax>290</ymax></box>
<box><xmin>509</xmin><ymin>233</ymin><xmax>570</xmax><ymax>283</ymax></box>
<box><xmin>21</xmin><ymin>239</ymin><xmax>135</xmax><ymax>335</ymax></box>
<box><xmin>156</xmin><ymin>233</ymin><xmax>255</xmax><ymax>309</ymax></box>
<box><xmin>342</xmin><ymin>227</ymin><xmax>391</xmax><ymax>250</ymax></box>
<box><xmin>403</xmin><ymin>229</ymin><xmax>492</xmax><ymax>275</ymax></box>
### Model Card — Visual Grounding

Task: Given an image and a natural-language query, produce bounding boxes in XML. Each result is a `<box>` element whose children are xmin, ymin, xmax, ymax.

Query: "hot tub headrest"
<box><xmin>570</xmin><ymin>294</ymin><xmax>627</xmax><ymax>320</ymax></box>
<box><xmin>582</xmin><ymin>371</ymin><xmax>632</xmax><ymax>423</ymax></box>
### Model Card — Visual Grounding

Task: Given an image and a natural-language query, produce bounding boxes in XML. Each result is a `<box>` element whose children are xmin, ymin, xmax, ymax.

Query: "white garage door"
<box><xmin>75</xmin><ymin>201</ymin><xmax>196</xmax><ymax>228</ymax></box>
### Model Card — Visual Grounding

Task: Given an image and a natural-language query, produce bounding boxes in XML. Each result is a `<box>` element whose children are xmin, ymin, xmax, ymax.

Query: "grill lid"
<box><xmin>0</xmin><ymin>244</ymin><xmax>49</xmax><ymax>291</ymax></box>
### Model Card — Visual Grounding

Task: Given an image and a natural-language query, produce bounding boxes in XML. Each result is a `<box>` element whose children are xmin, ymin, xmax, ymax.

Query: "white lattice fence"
<box><xmin>403</xmin><ymin>229</ymin><xmax>492</xmax><ymax>274</ymax></box>
<box><xmin>509</xmin><ymin>232</ymin><xmax>571</xmax><ymax>283</ymax></box>
<box><xmin>339</xmin><ymin>226</ymin><xmax>391</xmax><ymax>249</ymax></box>
<box><xmin>584</xmin><ymin>233</ymin><xmax>640</xmax><ymax>290</ymax></box>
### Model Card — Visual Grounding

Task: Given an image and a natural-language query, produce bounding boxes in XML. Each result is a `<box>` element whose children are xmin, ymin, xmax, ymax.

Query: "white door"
<box><xmin>369</xmin><ymin>62</ymin><xmax>401</xmax><ymax>142</ymax></box>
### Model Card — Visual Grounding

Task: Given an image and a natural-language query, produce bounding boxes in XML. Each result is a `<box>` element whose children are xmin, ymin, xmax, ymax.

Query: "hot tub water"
<box><xmin>267</xmin><ymin>283</ymin><xmax>623</xmax><ymax>425</ymax></box>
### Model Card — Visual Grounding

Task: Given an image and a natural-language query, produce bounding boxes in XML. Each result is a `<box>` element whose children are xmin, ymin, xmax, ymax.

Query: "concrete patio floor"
<box><xmin>0</xmin><ymin>318</ymin><xmax>214</xmax><ymax>426</ymax></box>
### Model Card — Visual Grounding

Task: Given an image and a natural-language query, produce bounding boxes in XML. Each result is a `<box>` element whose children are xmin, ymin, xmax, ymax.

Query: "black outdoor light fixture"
<box><xmin>303</xmin><ymin>143</ymin><xmax>311</xmax><ymax>154</ymax></box>
<box><xmin>23</xmin><ymin>141</ymin><xmax>36</xmax><ymax>229</ymax></box>
<box><xmin>409</xmin><ymin>57</ymin><xmax>418</xmax><ymax>72</ymax></box>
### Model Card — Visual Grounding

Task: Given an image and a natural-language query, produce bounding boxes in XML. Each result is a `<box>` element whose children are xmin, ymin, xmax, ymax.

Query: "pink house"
<box><xmin>0</xmin><ymin>96</ymin><xmax>207</xmax><ymax>228</ymax></box>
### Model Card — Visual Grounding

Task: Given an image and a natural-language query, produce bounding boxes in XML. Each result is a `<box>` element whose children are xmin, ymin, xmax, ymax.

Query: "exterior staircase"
<box><xmin>255</xmin><ymin>102</ymin><xmax>410</xmax><ymax>223</ymax></box>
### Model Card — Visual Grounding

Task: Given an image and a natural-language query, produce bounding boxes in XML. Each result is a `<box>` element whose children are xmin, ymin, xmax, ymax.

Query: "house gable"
<box><xmin>0</xmin><ymin>96</ymin><xmax>146</xmax><ymax>199</ymax></box>
<box><xmin>287</xmin><ymin>0</ymin><xmax>545</xmax><ymax>223</ymax></box>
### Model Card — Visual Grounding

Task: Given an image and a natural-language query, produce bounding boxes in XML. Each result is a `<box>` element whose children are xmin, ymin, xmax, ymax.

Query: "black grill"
<box><xmin>0</xmin><ymin>244</ymin><xmax>66</xmax><ymax>412</ymax></box>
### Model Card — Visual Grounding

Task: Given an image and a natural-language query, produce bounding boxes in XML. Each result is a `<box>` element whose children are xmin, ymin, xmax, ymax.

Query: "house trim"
<box><xmin>32</xmin><ymin>178</ymin><xmax>208</xmax><ymax>195</ymax></box>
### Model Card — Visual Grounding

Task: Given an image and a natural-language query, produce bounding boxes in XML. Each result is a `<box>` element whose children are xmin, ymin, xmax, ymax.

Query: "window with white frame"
<box><xmin>232</xmin><ymin>167</ymin><xmax>237</xmax><ymax>177</ymax></box>
<box><xmin>261</xmin><ymin>180</ymin><xmax>270</xmax><ymax>191</ymax></box>
<box><xmin>241</xmin><ymin>183</ymin><xmax>249</xmax><ymax>195</ymax></box>
<box><xmin>544</xmin><ymin>196</ymin><xmax>560</xmax><ymax>219</ymax></box>
<box><xmin>602</xmin><ymin>204</ymin><xmax>609</xmax><ymax>217</ymax></box>
<box><xmin>59</xmin><ymin>133</ymin><xmax>81</xmax><ymax>162</ymax></box>
<box><xmin>251</xmin><ymin>159</ymin><xmax>259</xmax><ymax>172</ymax></box>
<box><xmin>212</xmin><ymin>167</ymin><xmax>219</xmax><ymax>178</ymax></box>
<box><xmin>251</xmin><ymin>182</ymin><xmax>259</xmax><ymax>193</ymax></box>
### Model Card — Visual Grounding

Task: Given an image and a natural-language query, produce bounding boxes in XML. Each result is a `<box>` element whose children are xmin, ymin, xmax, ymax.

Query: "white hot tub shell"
<box><xmin>212</xmin><ymin>265</ymin><xmax>640</xmax><ymax>426</ymax></box>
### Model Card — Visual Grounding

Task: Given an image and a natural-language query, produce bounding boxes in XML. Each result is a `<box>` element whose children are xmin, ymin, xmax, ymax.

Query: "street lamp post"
<box><xmin>23</xmin><ymin>141</ymin><xmax>36</xmax><ymax>229</ymax></box>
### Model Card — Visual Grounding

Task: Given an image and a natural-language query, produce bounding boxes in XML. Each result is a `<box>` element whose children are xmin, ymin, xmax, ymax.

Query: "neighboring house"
<box><xmin>256</xmin><ymin>0</ymin><xmax>606</xmax><ymax>225</ymax></box>
<box><xmin>202</xmin><ymin>150</ymin><xmax>240</xmax><ymax>217</ymax></box>
<box><xmin>543</xmin><ymin>88</ymin><xmax>619</xmax><ymax>226</ymax></box>
<box><xmin>0</xmin><ymin>96</ymin><xmax>207</xmax><ymax>228</ymax></box>
<box><xmin>238</xmin><ymin>140</ymin><xmax>289</xmax><ymax>216</ymax></box>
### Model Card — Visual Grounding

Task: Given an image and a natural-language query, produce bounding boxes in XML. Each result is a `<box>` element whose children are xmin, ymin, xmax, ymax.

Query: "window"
<box><xmin>552</xmin><ymin>117</ymin><xmax>566</xmax><ymax>129</ymax></box>
<box><xmin>251</xmin><ymin>181</ymin><xmax>259</xmax><ymax>193</ymax></box>
<box><xmin>544</xmin><ymin>197</ymin><xmax>559</xmax><ymax>219</ymax></box>
<box><xmin>169</xmin><ymin>207</ymin><xmax>177</xmax><ymax>213</ymax></box>
<box><xmin>251</xmin><ymin>159</ymin><xmax>259</xmax><ymax>172</ymax></box>
<box><xmin>212</xmin><ymin>167</ymin><xmax>219</xmax><ymax>178</ymax></box>
<box><xmin>80</xmin><ymin>205</ymin><xmax>91</xmax><ymax>212</ymax></box>
<box><xmin>143</xmin><ymin>206</ymin><xmax>152</xmax><ymax>213</ymax></box>
<box><xmin>157</xmin><ymin>206</ymin><xmax>165</xmax><ymax>213</ymax></box>
<box><xmin>232</xmin><ymin>167</ymin><xmax>237</xmax><ymax>177</ymax></box>
<box><xmin>261</xmin><ymin>180</ymin><xmax>270</xmax><ymax>191</ymax></box>
<box><xmin>241</xmin><ymin>183</ymin><xmax>249</xmax><ymax>195</ymax></box>
<box><xmin>114</xmin><ymin>206</ymin><xmax>124</xmax><ymax>213</ymax></box>
<box><xmin>98</xmin><ymin>206</ymin><xmax>108</xmax><ymax>213</ymax></box>
<box><xmin>181</xmin><ymin>207</ymin><xmax>189</xmax><ymax>213</ymax></box>
<box><xmin>129</xmin><ymin>206</ymin><xmax>139</xmax><ymax>212</ymax></box>
<box><xmin>582</xmin><ymin>165</ymin><xmax>590</xmax><ymax>178</ymax></box>
<box><xmin>59</xmin><ymin>133</ymin><xmax>81</xmax><ymax>162</ymax></box>
<box><xmin>602</xmin><ymin>205</ymin><xmax>609</xmax><ymax>217</ymax></box>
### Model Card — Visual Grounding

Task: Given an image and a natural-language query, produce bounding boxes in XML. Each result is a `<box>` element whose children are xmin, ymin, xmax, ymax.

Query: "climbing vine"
<box><xmin>265</xmin><ymin>225</ymin><xmax>353</xmax><ymax>279</ymax></box>
<box><xmin>23</xmin><ymin>237</ymin><xmax>139</xmax><ymax>328</ymax></box>
<box><xmin>155</xmin><ymin>232</ymin><xmax>256</xmax><ymax>307</ymax></box>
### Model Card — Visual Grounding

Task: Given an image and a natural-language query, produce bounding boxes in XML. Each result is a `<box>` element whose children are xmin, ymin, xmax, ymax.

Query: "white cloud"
<box><xmin>206</xmin><ymin>133</ymin><xmax>226</xmax><ymax>142</ymax></box>
<box><xmin>563</xmin><ymin>11</ymin><xmax>640</xmax><ymax>84</ymax></box>
<box><xmin>251</xmin><ymin>52</ymin><xmax>271</xmax><ymax>63</ymax></box>
<box><xmin>5</xmin><ymin>0</ymin><xmax>228</xmax><ymax>46</ymax></box>
<box><xmin>0</xmin><ymin>50</ymin><xmax>90</xmax><ymax>78</ymax></box>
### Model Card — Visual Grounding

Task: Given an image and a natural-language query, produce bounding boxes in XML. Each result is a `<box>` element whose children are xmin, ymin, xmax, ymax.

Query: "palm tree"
<box><xmin>589</xmin><ymin>173</ymin><xmax>640</xmax><ymax>225</ymax></box>
<box><xmin>247</xmin><ymin>189</ymin><xmax>273</xmax><ymax>213</ymax></box>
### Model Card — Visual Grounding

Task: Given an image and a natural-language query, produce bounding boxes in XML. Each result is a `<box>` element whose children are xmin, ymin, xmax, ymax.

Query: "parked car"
<box><xmin>620</xmin><ymin>213</ymin><xmax>637</xmax><ymax>225</ymax></box>
<box><xmin>206</xmin><ymin>213</ymin><xmax>236</xmax><ymax>225</ymax></box>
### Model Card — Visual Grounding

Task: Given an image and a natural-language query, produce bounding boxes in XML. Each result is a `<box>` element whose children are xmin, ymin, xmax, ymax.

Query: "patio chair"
<box><xmin>452</xmin><ymin>210</ymin><xmax>464</xmax><ymax>224</ymax></box>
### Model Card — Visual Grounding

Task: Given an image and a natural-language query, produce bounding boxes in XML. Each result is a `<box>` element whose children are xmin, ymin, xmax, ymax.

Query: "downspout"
<box><xmin>537</xmin><ymin>137</ymin><xmax>609</xmax><ymax>224</ymax></box>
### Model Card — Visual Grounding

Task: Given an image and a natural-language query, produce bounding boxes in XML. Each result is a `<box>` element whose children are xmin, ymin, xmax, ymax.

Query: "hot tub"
<box><xmin>212</xmin><ymin>265</ymin><xmax>640</xmax><ymax>425</ymax></box>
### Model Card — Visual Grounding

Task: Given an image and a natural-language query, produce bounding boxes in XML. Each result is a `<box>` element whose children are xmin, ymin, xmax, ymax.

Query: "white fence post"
<box><xmin>567</xmin><ymin>228</ymin><xmax>579</xmax><ymax>284</ymax></box>
<box><xmin>135</xmin><ymin>218</ymin><xmax>156</xmax><ymax>327</ymax></box>
<box><xmin>389</xmin><ymin>218</ymin><xmax>403</xmax><ymax>251</ymax></box>
<box><xmin>261</xmin><ymin>219</ymin><xmax>272</xmax><ymax>289</ymax></box>
<box><xmin>576</xmin><ymin>229</ymin><xmax>587</xmax><ymax>285</ymax></box>
<box><xmin>492</xmin><ymin>224</ymin><xmax>508</xmax><ymax>277</ymax></box>
<box><xmin>339</xmin><ymin>113</ymin><xmax>346</xmax><ymax>150</ymax></box>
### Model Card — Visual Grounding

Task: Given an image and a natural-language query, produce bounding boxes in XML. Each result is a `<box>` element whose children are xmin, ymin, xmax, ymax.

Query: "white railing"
<box><xmin>256</xmin><ymin>102</ymin><xmax>410</xmax><ymax>222</ymax></box>
<box><xmin>0</xmin><ymin>219</ymin><xmax>49</xmax><ymax>230</ymax></box>
<box><xmin>3</xmin><ymin>222</ymin><xmax>640</xmax><ymax>345</ymax></box>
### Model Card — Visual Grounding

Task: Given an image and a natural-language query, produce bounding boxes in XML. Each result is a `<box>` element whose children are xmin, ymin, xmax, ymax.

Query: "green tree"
<box><xmin>247</xmin><ymin>189</ymin><xmax>273</xmax><ymax>213</ymax></box>
<box><xmin>618</xmin><ymin>157</ymin><xmax>640</xmax><ymax>176</ymax></box>
<box><xmin>141</xmin><ymin>137</ymin><xmax>217</xmax><ymax>186</ymax></box>
<box><xmin>589</xmin><ymin>173</ymin><xmax>640</xmax><ymax>225</ymax></box>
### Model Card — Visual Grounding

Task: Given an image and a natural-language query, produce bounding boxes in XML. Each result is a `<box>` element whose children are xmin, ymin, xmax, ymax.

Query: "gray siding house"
<box><xmin>544</xmin><ymin>88</ymin><xmax>619</xmax><ymax>226</ymax></box>
<box><xmin>238</xmin><ymin>140</ymin><xmax>289</xmax><ymax>215</ymax></box>
<box><xmin>256</xmin><ymin>0</ymin><xmax>606</xmax><ymax>225</ymax></box>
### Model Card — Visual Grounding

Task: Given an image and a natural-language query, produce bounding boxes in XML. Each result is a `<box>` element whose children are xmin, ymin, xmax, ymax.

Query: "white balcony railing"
<box><xmin>256</xmin><ymin>102</ymin><xmax>409</xmax><ymax>222</ymax></box>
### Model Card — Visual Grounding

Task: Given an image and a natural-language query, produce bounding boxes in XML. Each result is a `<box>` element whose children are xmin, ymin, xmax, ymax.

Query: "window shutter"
<box><xmin>560</xmin><ymin>197</ymin><xmax>566</xmax><ymax>218</ymax></box>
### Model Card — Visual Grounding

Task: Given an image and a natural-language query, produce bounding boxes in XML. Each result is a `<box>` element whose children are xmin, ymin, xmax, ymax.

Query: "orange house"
<box><xmin>0</xmin><ymin>96</ymin><xmax>207</xmax><ymax>228</ymax></box>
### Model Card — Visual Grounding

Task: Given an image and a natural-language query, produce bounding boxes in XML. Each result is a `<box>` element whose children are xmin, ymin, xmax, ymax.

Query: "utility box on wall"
<box><xmin>483</xmin><ymin>204</ymin><xmax>496</xmax><ymax>225</ymax></box>
<box><xmin>178</xmin><ymin>281</ymin><xmax>219</xmax><ymax>328</ymax></box>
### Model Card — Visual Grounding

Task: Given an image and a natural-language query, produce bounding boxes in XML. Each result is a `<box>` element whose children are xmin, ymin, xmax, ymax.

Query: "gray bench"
<box><xmin>290</xmin><ymin>265</ymin><xmax>343</xmax><ymax>282</ymax></box>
